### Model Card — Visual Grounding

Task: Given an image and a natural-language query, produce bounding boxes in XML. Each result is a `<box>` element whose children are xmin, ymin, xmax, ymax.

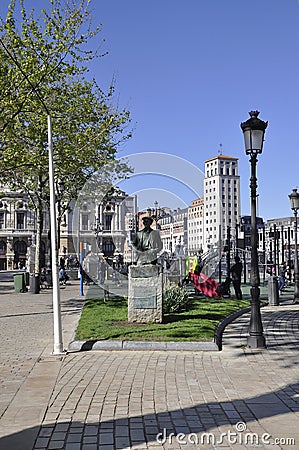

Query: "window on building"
<box><xmin>0</xmin><ymin>240</ymin><xmax>6</xmax><ymax>254</ymax></box>
<box><xmin>16</xmin><ymin>212</ymin><xmax>25</xmax><ymax>230</ymax></box>
<box><xmin>104</xmin><ymin>214</ymin><xmax>112</xmax><ymax>230</ymax></box>
<box><xmin>82</xmin><ymin>214</ymin><xmax>89</xmax><ymax>231</ymax></box>
<box><xmin>0</xmin><ymin>212</ymin><xmax>4</xmax><ymax>229</ymax></box>
<box><xmin>14</xmin><ymin>240</ymin><xmax>27</xmax><ymax>256</ymax></box>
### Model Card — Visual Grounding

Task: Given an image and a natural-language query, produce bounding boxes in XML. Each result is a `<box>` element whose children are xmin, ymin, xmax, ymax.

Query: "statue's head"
<box><xmin>142</xmin><ymin>216</ymin><xmax>154</xmax><ymax>226</ymax></box>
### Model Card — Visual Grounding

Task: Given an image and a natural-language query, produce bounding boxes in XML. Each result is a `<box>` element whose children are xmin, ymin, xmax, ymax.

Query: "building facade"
<box><xmin>70</xmin><ymin>188</ymin><xmax>137</xmax><ymax>263</ymax></box>
<box><xmin>158</xmin><ymin>208</ymin><xmax>188</xmax><ymax>255</ymax></box>
<box><xmin>187</xmin><ymin>197</ymin><xmax>204</xmax><ymax>255</ymax></box>
<box><xmin>258</xmin><ymin>216</ymin><xmax>296</xmax><ymax>274</ymax></box>
<box><xmin>0</xmin><ymin>186</ymin><xmax>137</xmax><ymax>270</ymax></box>
<box><xmin>203</xmin><ymin>154</ymin><xmax>241</xmax><ymax>252</ymax></box>
<box><xmin>0</xmin><ymin>189</ymin><xmax>50</xmax><ymax>270</ymax></box>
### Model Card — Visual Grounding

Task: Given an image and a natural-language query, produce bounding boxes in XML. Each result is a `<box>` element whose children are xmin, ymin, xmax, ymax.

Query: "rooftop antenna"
<box><xmin>218</xmin><ymin>143</ymin><xmax>223</xmax><ymax>155</ymax></box>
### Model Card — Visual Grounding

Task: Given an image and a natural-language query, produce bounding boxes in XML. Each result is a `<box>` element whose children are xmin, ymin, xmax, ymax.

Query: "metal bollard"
<box><xmin>268</xmin><ymin>276</ymin><xmax>279</xmax><ymax>306</ymax></box>
<box><xmin>29</xmin><ymin>273</ymin><xmax>40</xmax><ymax>294</ymax></box>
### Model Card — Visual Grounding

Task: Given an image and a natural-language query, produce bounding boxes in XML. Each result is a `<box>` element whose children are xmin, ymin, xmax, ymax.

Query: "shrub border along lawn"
<box><xmin>69</xmin><ymin>294</ymin><xmax>255</xmax><ymax>352</ymax></box>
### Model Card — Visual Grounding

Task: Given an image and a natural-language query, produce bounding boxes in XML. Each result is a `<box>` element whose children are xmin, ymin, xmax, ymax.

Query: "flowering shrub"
<box><xmin>163</xmin><ymin>284</ymin><xmax>193</xmax><ymax>314</ymax></box>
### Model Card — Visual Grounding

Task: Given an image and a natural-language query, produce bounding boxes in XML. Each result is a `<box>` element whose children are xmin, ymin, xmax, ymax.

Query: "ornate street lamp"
<box><xmin>241</xmin><ymin>110</ymin><xmax>268</xmax><ymax>348</ymax></box>
<box><xmin>147</xmin><ymin>201</ymin><xmax>165</xmax><ymax>229</ymax></box>
<box><xmin>91</xmin><ymin>218</ymin><xmax>103</xmax><ymax>255</ymax></box>
<box><xmin>288</xmin><ymin>188</ymin><xmax>299</xmax><ymax>304</ymax></box>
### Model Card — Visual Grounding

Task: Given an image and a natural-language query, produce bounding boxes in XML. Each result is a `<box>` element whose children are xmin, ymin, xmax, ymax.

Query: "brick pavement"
<box><xmin>0</xmin><ymin>280</ymin><xmax>84</xmax><ymax>450</ymax></box>
<box><xmin>0</xmin><ymin>281</ymin><xmax>298</xmax><ymax>450</ymax></box>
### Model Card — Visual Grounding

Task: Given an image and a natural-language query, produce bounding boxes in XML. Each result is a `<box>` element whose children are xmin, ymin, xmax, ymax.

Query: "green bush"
<box><xmin>163</xmin><ymin>284</ymin><xmax>193</xmax><ymax>314</ymax></box>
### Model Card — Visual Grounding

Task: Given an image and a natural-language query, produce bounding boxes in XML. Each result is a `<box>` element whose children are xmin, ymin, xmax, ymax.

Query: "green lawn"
<box><xmin>75</xmin><ymin>296</ymin><xmax>250</xmax><ymax>342</ymax></box>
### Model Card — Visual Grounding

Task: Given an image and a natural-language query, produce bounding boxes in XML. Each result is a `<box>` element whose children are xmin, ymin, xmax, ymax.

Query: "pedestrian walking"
<box><xmin>278</xmin><ymin>262</ymin><xmax>287</xmax><ymax>294</ymax></box>
<box><xmin>230</xmin><ymin>255</ymin><xmax>243</xmax><ymax>300</ymax></box>
<box><xmin>59</xmin><ymin>266</ymin><xmax>69</xmax><ymax>285</ymax></box>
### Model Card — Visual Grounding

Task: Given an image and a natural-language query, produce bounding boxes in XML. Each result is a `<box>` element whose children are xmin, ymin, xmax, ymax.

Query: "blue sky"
<box><xmin>1</xmin><ymin>0</ymin><xmax>299</xmax><ymax>220</ymax></box>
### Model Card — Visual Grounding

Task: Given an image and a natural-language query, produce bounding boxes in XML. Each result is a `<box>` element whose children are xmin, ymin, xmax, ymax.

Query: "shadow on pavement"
<box><xmin>1</xmin><ymin>381</ymin><xmax>298</xmax><ymax>450</ymax></box>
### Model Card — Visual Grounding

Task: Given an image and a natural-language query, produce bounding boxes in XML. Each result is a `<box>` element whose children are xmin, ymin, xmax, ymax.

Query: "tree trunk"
<box><xmin>34</xmin><ymin>176</ymin><xmax>44</xmax><ymax>274</ymax></box>
<box><xmin>34</xmin><ymin>199</ymin><xmax>43</xmax><ymax>274</ymax></box>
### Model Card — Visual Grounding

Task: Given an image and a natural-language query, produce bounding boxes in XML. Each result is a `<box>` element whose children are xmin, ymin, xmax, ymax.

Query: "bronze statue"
<box><xmin>132</xmin><ymin>216</ymin><xmax>163</xmax><ymax>265</ymax></box>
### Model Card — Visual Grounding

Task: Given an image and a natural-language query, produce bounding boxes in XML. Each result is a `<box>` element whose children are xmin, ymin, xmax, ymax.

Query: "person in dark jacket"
<box><xmin>230</xmin><ymin>256</ymin><xmax>243</xmax><ymax>300</ymax></box>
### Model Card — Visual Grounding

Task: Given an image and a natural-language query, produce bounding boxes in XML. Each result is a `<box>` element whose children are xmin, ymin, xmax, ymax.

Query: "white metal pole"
<box><xmin>48</xmin><ymin>114</ymin><xmax>64</xmax><ymax>354</ymax></box>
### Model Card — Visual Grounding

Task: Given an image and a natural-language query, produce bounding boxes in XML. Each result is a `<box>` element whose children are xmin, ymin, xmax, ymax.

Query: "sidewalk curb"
<box><xmin>68</xmin><ymin>339</ymin><xmax>219</xmax><ymax>352</ymax></box>
<box><xmin>214</xmin><ymin>300</ymin><xmax>269</xmax><ymax>350</ymax></box>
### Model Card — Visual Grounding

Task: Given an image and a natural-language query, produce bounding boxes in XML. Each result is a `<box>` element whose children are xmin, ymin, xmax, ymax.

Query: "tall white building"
<box><xmin>203</xmin><ymin>154</ymin><xmax>241</xmax><ymax>252</ymax></box>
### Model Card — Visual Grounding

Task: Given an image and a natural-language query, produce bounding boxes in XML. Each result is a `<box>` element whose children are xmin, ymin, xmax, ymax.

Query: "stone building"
<box><xmin>0</xmin><ymin>189</ymin><xmax>50</xmax><ymax>270</ymax></box>
<box><xmin>0</xmin><ymin>186</ymin><xmax>137</xmax><ymax>270</ymax></box>
<box><xmin>258</xmin><ymin>216</ymin><xmax>296</xmax><ymax>274</ymax></box>
<box><xmin>159</xmin><ymin>207</ymin><xmax>188</xmax><ymax>255</ymax></box>
<box><xmin>68</xmin><ymin>187</ymin><xmax>137</xmax><ymax>264</ymax></box>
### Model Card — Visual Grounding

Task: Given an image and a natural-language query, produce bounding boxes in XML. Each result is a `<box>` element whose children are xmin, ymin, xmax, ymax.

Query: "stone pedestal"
<box><xmin>128</xmin><ymin>264</ymin><xmax>163</xmax><ymax>323</ymax></box>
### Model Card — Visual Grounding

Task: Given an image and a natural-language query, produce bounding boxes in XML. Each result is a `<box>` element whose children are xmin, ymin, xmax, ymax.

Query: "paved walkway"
<box><xmin>0</xmin><ymin>280</ymin><xmax>84</xmax><ymax>450</ymax></box>
<box><xmin>0</xmin><ymin>280</ymin><xmax>298</xmax><ymax>450</ymax></box>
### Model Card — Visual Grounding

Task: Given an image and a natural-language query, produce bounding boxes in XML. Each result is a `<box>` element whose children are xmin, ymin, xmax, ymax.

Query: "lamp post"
<box><xmin>241</xmin><ymin>110</ymin><xmax>268</xmax><ymax>348</ymax></box>
<box><xmin>288</xmin><ymin>188</ymin><xmax>299</xmax><ymax>304</ymax></box>
<box><xmin>48</xmin><ymin>115</ymin><xmax>63</xmax><ymax>354</ymax></box>
<box><xmin>226</xmin><ymin>225</ymin><xmax>231</xmax><ymax>278</ymax></box>
<box><xmin>235</xmin><ymin>222</ymin><xmax>239</xmax><ymax>257</ymax></box>
<box><xmin>147</xmin><ymin>201</ymin><xmax>165</xmax><ymax>229</ymax></box>
<box><xmin>91</xmin><ymin>218</ymin><xmax>103</xmax><ymax>255</ymax></box>
<box><xmin>288</xmin><ymin>226</ymin><xmax>292</xmax><ymax>281</ymax></box>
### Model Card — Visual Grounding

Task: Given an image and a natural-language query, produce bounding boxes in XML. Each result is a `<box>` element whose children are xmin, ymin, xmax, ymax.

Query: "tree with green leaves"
<box><xmin>0</xmin><ymin>0</ymin><xmax>132</xmax><ymax>273</ymax></box>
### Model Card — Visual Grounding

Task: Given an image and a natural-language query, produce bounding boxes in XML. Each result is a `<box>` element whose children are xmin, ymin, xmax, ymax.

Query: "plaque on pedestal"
<box><xmin>128</xmin><ymin>264</ymin><xmax>163</xmax><ymax>323</ymax></box>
